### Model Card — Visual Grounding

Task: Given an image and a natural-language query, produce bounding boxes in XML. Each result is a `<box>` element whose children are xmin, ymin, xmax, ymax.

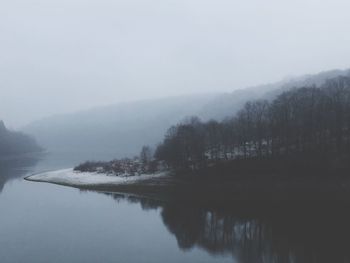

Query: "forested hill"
<box><xmin>197</xmin><ymin>68</ymin><xmax>350</xmax><ymax>120</ymax></box>
<box><xmin>155</xmin><ymin>75</ymin><xmax>350</xmax><ymax>173</ymax></box>
<box><xmin>23</xmin><ymin>68</ymin><xmax>350</xmax><ymax>160</ymax></box>
<box><xmin>0</xmin><ymin>121</ymin><xmax>42</xmax><ymax>157</ymax></box>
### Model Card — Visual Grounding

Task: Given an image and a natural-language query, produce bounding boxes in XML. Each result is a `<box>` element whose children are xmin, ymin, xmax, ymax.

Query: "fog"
<box><xmin>1</xmin><ymin>0</ymin><xmax>350</xmax><ymax>127</ymax></box>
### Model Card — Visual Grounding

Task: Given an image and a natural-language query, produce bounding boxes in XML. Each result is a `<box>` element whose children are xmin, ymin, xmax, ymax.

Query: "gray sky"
<box><xmin>1</xmin><ymin>0</ymin><xmax>350</xmax><ymax>128</ymax></box>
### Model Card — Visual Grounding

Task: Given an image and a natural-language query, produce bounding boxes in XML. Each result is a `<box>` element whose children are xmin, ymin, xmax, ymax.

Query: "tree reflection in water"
<box><xmin>0</xmin><ymin>156</ymin><xmax>39</xmax><ymax>193</ymax></box>
<box><xmin>103</xmin><ymin>193</ymin><xmax>350</xmax><ymax>263</ymax></box>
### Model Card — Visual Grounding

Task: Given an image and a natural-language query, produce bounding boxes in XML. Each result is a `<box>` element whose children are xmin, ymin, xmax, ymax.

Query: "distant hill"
<box><xmin>198</xmin><ymin>68</ymin><xmax>350</xmax><ymax>120</ymax></box>
<box><xmin>23</xmin><ymin>94</ymin><xmax>219</xmax><ymax>160</ymax></box>
<box><xmin>23</xmin><ymin>68</ymin><xmax>350</xmax><ymax>160</ymax></box>
<box><xmin>0</xmin><ymin>121</ymin><xmax>42</xmax><ymax>158</ymax></box>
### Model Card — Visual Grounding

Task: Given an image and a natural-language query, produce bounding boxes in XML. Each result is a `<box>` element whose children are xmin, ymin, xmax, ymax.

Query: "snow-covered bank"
<box><xmin>25</xmin><ymin>168</ymin><xmax>168</xmax><ymax>187</ymax></box>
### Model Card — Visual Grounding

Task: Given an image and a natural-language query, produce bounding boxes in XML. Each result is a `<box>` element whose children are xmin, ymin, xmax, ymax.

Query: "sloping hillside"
<box><xmin>198</xmin><ymin>68</ymin><xmax>350</xmax><ymax>120</ymax></box>
<box><xmin>23</xmin><ymin>94</ymin><xmax>219</xmax><ymax>159</ymax></box>
<box><xmin>23</xmin><ymin>68</ymin><xmax>350</xmax><ymax>160</ymax></box>
<box><xmin>0</xmin><ymin>121</ymin><xmax>42</xmax><ymax>158</ymax></box>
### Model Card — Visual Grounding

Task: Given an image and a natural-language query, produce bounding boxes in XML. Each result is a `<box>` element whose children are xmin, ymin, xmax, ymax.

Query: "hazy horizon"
<box><xmin>1</xmin><ymin>0</ymin><xmax>350</xmax><ymax>128</ymax></box>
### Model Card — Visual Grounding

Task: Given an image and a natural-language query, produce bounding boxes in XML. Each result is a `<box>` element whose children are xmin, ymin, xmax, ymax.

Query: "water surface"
<box><xmin>0</xmin><ymin>153</ymin><xmax>350</xmax><ymax>263</ymax></box>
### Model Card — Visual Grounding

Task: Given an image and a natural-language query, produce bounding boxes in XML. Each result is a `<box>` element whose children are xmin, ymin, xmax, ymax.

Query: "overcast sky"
<box><xmin>1</xmin><ymin>0</ymin><xmax>350</xmax><ymax>128</ymax></box>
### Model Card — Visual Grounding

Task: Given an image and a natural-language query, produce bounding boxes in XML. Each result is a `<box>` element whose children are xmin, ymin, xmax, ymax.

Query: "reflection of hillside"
<box><xmin>105</xmin><ymin>194</ymin><xmax>350</xmax><ymax>263</ymax></box>
<box><xmin>0</xmin><ymin>156</ymin><xmax>40</xmax><ymax>192</ymax></box>
<box><xmin>163</xmin><ymin>204</ymin><xmax>350</xmax><ymax>263</ymax></box>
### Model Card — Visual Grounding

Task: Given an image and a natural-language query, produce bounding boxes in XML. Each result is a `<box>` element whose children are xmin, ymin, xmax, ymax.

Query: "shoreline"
<box><xmin>25</xmin><ymin>168</ymin><xmax>169</xmax><ymax>188</ymax></box>
<box><xmin>24</xmin><ymin>168</ymin><xmax>350</xmax><ymax>201</ymax></box>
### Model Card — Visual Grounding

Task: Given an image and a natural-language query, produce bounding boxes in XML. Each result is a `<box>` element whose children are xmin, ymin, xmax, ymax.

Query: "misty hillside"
<box><xmin>23</xmin><ymin>69</ymin><xmax>350</xmax><ymax>160</ymax></box>
<box><xmin>198</xmin><ymin>68</ymin><xmax>350</xmax><ymax>120</ymax></box>
<box><xmin>23</xmin><ymin>94</ymin><xmax>219</xmax><ymax>160</ymax></box>
<box><xmin>0</xmin><ymin>121</ymin><xmax>42</xmax><ymax>158</ymax></box>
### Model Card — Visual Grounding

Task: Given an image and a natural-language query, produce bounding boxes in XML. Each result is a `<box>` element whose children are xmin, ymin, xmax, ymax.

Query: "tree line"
<box><xmin>0</xmin><ymin>121</ymin><xmax>42</xmax><ymax>156</ymax></box>
<box><xmin>154</xmin><ymin>76</ymin><xmax>350</xmax><ymax>171</ymax></box>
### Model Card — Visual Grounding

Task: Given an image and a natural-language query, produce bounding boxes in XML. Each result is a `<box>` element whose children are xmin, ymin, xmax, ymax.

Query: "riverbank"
<box><xmin>25</xmin><ymin>168</ymin><xmax>350</xmax><ymax>201</ymax></box>
<box><xmin>25</xmin><ymin>168</ymin><xmax>168</xmax><ymax>188</ymax></box>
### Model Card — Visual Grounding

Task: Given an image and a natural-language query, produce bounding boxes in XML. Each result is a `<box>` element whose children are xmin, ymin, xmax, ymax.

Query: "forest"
<box><xmin>154</xmin><ymin>76</ymin><xmax>350</xmax><ymax>174</ymax></box>
<box><xmin>0</xmin><ymin>121</ymin><xmax>42</xmax><ymax>157</ymax></box>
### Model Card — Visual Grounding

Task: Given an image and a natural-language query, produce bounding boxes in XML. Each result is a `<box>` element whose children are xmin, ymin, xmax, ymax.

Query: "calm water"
<box><xmin>1</xmin><ymin>153</ymin><xmax>350</xmax><ymax>263</ymax></box>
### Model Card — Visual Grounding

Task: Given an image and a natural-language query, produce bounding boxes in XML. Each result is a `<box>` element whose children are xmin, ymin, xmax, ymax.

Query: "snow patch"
<box><xmin>25</xmin><ymin>168</ymin><xmax>167</xmax><ymax>187</ymax></box>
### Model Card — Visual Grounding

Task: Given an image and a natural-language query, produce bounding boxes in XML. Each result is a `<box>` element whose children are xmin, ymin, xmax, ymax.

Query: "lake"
<box><xmin>1</xmin><ymin>153</ymin><xmax>350</xmax><ymax>263</ymax></box>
